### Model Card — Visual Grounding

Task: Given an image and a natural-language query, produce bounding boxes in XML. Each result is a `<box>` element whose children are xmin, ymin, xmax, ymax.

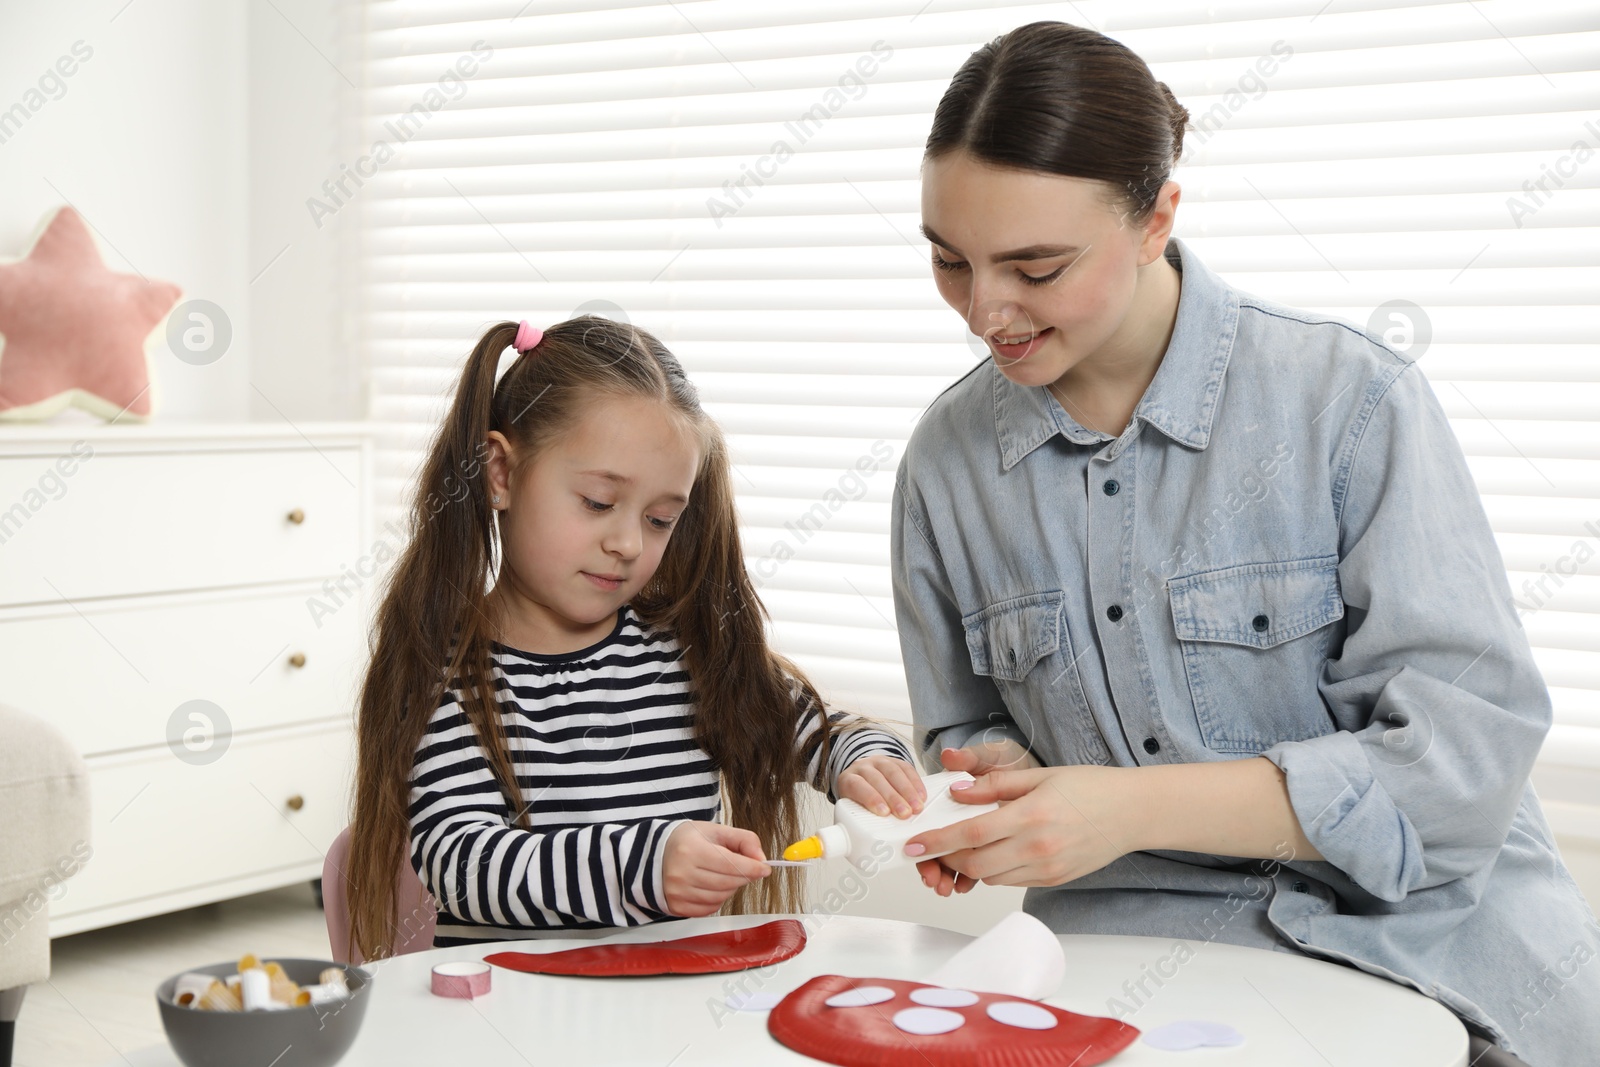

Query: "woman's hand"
<box><xmin>916</xmin><ymin>742</ymin><xmax>1042</xmax><ymax>895</ymax></box>
<box><xmin>910</xmin><ymin>764</ymin><xmax>1138</xmax><ymax>891</ymax></box>
<box><xmin>837</xmin><ymin>754</ymin><xmax>927</xmax><ymax>818</ymax></box>
<box><xmin>940</xmin><ymin>738</ymin><xmax>1041</xmax><ymax>775</ymax></box>
<box><xmin>660</xmin><ymin>822</ymin><xmax>771</xmax><ymax>917</ymax></box>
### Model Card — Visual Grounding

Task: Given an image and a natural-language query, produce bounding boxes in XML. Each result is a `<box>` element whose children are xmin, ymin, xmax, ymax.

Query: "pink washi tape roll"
<box><xmin>431</xmin><ymin>961</ymin><xmax>492</xmax><ymax>999</ymax></box>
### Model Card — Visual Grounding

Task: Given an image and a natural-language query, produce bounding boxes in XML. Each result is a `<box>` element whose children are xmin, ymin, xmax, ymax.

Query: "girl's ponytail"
<box><xmin>347</xmin><ymin>322</ymin><xmax>528</xmax><ymax>962</ymax></box>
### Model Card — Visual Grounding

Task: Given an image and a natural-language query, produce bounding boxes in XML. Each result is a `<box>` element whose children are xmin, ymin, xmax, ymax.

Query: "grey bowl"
<box><xmin>156</xmin><ymin>958</ymin><xmax>372</xmax><ymax>1067</ymax></box>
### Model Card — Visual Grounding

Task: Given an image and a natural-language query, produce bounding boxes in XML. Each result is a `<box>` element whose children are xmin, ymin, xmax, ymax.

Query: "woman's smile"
<box><xmin>989</xmin><ymin>326</ymin><xmax>1054</xmax><ymax>361</ymax></box>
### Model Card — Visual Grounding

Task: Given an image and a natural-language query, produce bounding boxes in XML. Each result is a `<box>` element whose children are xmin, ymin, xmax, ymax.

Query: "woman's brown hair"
<box><xmin>345</xmin><ymin>316</ymin><xmax>826</xmax><ymax>961</ymax></box>
<box><xmin>924</xmin><ymin>20</ymin><xmax>1190</xmax><ymax>227</ymax></box>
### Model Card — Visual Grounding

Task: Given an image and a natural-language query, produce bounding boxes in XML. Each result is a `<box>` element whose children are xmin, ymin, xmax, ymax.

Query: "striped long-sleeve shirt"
<box><xmin>408</xmin><ymin>604</ymin><xmax>914</xmax><ymax>946</ymax></box>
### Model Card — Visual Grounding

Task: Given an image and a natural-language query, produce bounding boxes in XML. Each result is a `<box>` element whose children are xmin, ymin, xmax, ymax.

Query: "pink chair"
<box><xmin>322</xmin><ymin>826</ymin><xmax>438</xmax><ymax>965</ymax></box>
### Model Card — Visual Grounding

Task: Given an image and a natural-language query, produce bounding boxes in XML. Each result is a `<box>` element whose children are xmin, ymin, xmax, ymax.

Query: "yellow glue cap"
<box><xmin>782</xmin><ymin>835</ymin><xmax>824</xmax><ymax>862</ymax></box>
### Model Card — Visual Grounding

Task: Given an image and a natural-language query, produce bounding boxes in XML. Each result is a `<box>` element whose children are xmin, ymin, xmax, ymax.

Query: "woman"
<box><xmin>890</xmin><ymin>21</ymin><xmax>1599</xmax><ymax>1066</ymax></box>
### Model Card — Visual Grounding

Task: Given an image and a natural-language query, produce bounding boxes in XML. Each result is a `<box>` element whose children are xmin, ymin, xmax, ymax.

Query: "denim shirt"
<box><xmin>890</xmin><ymin>236</ymin><xmax>1600</xmax><ymax>1063</ymax></box>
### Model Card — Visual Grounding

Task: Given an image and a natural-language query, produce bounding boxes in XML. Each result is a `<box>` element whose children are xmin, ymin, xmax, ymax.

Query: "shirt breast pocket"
<box><xmin>1168</xmin><ymin>555</ymin><xmax>1344</xmax><ymax>755</ymax></box>
<box><xmin>962</xmin><ymin>591</ymin><xmax>1109</xmax><ymax>765</ymax></box>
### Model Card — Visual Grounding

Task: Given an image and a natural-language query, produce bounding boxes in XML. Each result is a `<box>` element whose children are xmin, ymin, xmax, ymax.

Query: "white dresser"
<box><xmin>0</xmin><ymin>423</ymin><xmax>372</xmax><ymax>937</ymax></box>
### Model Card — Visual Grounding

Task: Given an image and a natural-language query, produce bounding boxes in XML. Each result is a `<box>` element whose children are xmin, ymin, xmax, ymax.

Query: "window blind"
<box><xmin>357</xmin><ymin>0</ymin><xmax>1600</xmax><ymax>833</ymax></box>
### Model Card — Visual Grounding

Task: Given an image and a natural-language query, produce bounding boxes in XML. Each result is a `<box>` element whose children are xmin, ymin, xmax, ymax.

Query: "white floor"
<box><xmin>14</xmin><ymin>882</ymin><xmax>330</xmax><ymax>1067</ymax></box>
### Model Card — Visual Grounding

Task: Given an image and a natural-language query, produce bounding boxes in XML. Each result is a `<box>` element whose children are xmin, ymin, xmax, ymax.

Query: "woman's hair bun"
<box><xmin>1156</xmin><ymin>81</ymin><xmax>1190</xmax><ymax>161</ymax></box>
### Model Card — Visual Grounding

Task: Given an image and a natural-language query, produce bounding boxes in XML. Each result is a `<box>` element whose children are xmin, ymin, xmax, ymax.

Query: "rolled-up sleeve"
<box><xmin>891</xmin><ymin>464</ymin><xmax>1028</xmax><ymax>770</ymax></box>
<box><xmin>1262</xmin><ymin>362</ymin><xmax>1551</xmax><ymax>902</ymax></box>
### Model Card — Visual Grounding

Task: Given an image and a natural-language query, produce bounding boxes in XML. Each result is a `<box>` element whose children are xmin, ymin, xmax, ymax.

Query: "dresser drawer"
<box><xmin>53</xmin><ymin>722</ymin><xmax>352</xmax><ymax>923</ymax></box>
<box><xmin>0</xmin><ymin>446</ymin><xmax>361</xmax><ymax>606</ymax></box>
<box><xmin>0</xmin><ymin>585</ymin><xmax>366</xmax><ymax>756</ymax></box>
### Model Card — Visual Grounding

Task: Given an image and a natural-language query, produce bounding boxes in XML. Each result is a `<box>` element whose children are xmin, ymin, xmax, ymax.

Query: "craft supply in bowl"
<box><xmin>156</xmin><ymin>958</ymin><xmax>371</xmax><ymax>1067</ymax></box>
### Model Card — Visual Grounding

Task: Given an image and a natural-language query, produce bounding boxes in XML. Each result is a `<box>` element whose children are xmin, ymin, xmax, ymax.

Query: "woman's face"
<box><xmin>920</xmin><ymin>149</ymin><xmax>1176</xmax><ymax>389</ymax></box>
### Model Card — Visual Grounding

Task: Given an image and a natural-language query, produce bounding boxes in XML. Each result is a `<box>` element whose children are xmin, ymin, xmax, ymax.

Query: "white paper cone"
<box><xmin>923</xmin><ymin>910</ymin><xmax>1065</xmax><ymax>1000</ymax></box>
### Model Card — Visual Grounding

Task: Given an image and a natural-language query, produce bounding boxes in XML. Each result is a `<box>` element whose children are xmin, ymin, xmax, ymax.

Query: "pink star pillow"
<box><xmin>0</xmin><ymin>206</ymin><xmax>180</xmax><ymax>422</ymax></box>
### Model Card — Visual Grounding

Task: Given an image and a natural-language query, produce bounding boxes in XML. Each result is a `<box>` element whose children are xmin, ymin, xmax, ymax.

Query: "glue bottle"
<box><xmin>782</xmin><ymin>769</ymin><xmax>999</xmax><ymax>871</ymax></box>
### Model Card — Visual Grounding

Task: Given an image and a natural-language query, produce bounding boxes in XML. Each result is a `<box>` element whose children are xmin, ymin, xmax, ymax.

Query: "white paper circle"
<box><xmin>825</xmin><ymin>985</ymin><xmax>895</xmax><ymax>1008</ymax></box>
<box><xmin>910</xmin><ymin>988</ymin><xmax>980</xmax><ymax>1008</ymax></box>
<box><xmin>893</xmin><ymin>1007</ymin><xmax>966</xmax><ymax>1035</ymax></box>
<box><xmin>725</xmin><ymin>991</ymin><xmax>781</xmax><ymax>1012</ymax></box>
<box><xmin>1142</xmin><ymin>1021</ymin><xmax>1207</xmax><ymax>1050</ymax></box>
<box><xmin>1190</xmin><ymin>1020</ymin><xmax>1245</xmax><ymax>1046</ymax></box>
<box><xmin>986</xmin><ymin>1001</ymin><xmax>1058</xmax><ymax>1030</ymax></box>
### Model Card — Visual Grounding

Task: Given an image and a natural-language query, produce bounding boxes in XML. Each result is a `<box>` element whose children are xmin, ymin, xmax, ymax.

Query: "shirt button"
<box><xmin>1291</xmin><ymin>881</ymin><xmax>1310</xmax><ymax>893</ymax></box>
<box><xmin>1142</xmin><ymin>736</ymin><xmax>1160</xmax><ymax>754</ymax></box>
<box><xmin>1106</xmin><ymin>605</ymin><xmax>1124</xmax><ymax>622</ymax></box>
<box><xmin>1252</xmin><ymin>614</ymin><xmax>1270</xmax><ymax>632</ymax></box>
<box><xmin>1102</xmin><ymin>479</ymin><xmax>1120</xmax><ymax>496</ymax></box>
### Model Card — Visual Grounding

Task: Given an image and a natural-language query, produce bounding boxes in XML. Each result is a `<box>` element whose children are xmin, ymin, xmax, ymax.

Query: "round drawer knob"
<box><xmin>286</xmin><ymin>795</ymin><xmax>305</xmax><ymax>812</ymax></box>
<box><xmin>288</xmin><ymin>652</ymin><xmax>307</xmax><ymax>669</ymax></box>
<box><xmin>287</xmin><ymin>508</ymin><xmax>306</xmax><ymax>525</ymax></box>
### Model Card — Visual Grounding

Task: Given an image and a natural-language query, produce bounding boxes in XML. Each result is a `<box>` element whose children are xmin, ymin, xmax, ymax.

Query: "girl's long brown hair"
<box><xmin>346</xmin><ymin>316</ymin><xmax>826</xmax><ymax>961</ymax></box>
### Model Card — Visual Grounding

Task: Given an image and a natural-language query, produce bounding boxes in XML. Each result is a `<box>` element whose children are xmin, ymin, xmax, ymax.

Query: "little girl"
<box><xmin>346</xmin><ymin>316</ymin><xmax>923</xmax><ymax>955</ymax></box>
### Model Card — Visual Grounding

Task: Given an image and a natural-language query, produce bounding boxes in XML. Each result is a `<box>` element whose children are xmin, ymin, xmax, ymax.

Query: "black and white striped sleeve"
<box><xmin>790</xmin><ymin>676</ymin><xmax>917</xmax><ymax>802</ymax></box>
<box><xmin>408</xmin><ymin>699</ymin><xmax>688</xmax><ymax>929</ymax></box>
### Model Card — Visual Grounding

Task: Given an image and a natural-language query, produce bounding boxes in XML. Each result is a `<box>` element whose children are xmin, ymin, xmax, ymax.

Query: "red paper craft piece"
<box><xmin>483</xmin><ymin>919</ymin><xmax>806</xmax><ymax>977</ymax></box>
<box><xmin>768</xmin><ymin>975</ymin><xmax>1140</xmax><ymax>1067</ymax></box>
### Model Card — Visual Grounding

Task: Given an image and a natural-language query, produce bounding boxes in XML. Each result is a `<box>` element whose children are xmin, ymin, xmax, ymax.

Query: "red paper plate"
<box><xmin>768</xmin><ymin>975</ymin><xmax>1140</xmax><ymax>1067</ymax></box>
<box><xmin>483</xmin><ymin>919</ymin><xmax>807</xmax><ymax>977</ymax></box>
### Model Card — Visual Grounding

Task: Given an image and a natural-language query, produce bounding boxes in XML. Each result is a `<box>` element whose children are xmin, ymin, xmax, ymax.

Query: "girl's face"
<box><xmin>919</xmin><ymin>149</ymin><xmax>1177</xmax><ymax>389</ymax></box>
<box><xmin>486</xmin><ymin>393</ymin><xmax>700</xmax><ymax>649</ymax></box>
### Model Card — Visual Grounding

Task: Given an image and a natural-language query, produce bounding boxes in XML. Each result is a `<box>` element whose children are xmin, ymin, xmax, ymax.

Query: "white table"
<box><xmin>124</xmin><ymin>914</ymin><xmax>1468</xmax><ymax>1066</ymax></box>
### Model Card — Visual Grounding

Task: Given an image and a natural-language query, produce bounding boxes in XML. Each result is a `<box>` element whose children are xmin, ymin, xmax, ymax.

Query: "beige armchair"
<box><xmin>0</xmin><ymin>702</ymin><xmax>92</xmax><ymax>1067</ymax></box>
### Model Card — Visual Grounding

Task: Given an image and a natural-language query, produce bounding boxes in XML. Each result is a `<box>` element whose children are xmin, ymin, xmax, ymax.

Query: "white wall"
<box><xmin>0</xmin><ymin>0</ymin><xmax>361</xmax><ymax>426</ymax></box>
<box><xmin>246</xmin><ymin>0</ymin><xmax>362</xmax><ymax>424</ymax></box>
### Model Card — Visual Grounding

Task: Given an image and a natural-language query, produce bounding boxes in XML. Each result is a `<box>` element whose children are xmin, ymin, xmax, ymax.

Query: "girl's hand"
<box><xmin>837</xmin><ymin>755</ymin><xmax>927</xmax><ymax>819</ymax></box>
<box><xmin>909</xmin><ymin>765</ymin><xmax>1137</xmax><ymax>890</ymax></box>
<box><xmin>916</xmin><ymin>743</ymin><xmax>1041</xmax><ymax>894</ymax></box>
<box><xmin>660</xmin><ymin>822</ymin><xmax>771</xmax><ymax>917</ymax></box>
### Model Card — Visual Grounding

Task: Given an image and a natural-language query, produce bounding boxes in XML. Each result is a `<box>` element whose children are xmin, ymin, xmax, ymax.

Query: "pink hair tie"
<box><xmin>514</xmin><ymin>320</ymin><xmax>543</xmax><ymax>353</ymax></box>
